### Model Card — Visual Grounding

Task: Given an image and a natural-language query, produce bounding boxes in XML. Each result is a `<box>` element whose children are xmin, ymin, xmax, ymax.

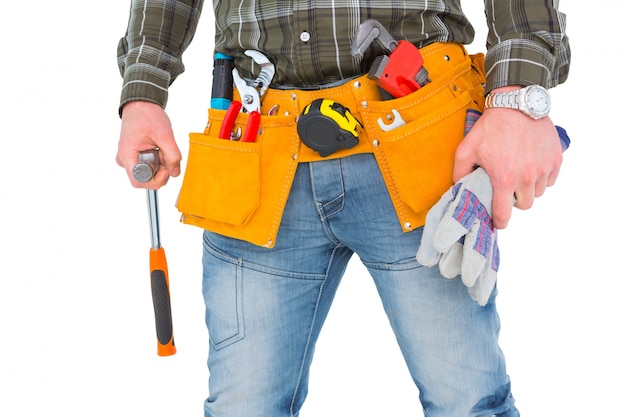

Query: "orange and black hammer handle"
<box><xmin>134</xmin><ymin>150</ymin><xmax>176</xmax><ymax>356</ymax></box>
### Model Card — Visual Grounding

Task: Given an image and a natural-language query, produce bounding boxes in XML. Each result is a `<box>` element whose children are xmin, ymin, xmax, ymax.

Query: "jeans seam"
<box><xmin>362</xmin><ymin>259</ymin><xmax>421</xmax><ymax>272</ymax></box>
<box><xmin>289</xmin><ymin>275</ymin><xmax>324</xmax><ymax>417</ymax></box>
<box><xmin>309</xmin><ymin>160</ymin><xmax>345</xmax><ymax>245</ymax></box>
<box><xmin>289</xmin><ymin>244</ymin><xmax>340</xmax><ymax>416</ymax></box>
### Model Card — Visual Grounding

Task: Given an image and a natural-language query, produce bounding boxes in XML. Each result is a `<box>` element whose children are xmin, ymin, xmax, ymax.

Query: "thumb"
<box><xmin>452</xmin><ymin>140</ymin><xmax>478</xmax><ymax>183</ymax></box>
<box><xmin>158</xmin><ymin>140</ymin><xmax>182</xmax><ymax>178</ymax></box>
<box><xmin>491</xmin><ymin>186</ymin><xmax>514</xmax><ymax>229</ymax></box>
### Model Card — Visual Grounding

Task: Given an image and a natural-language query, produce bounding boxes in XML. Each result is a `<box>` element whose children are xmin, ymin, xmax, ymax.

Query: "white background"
<box><xmin>1</xmin><ymin>1</ymin><xmax>623</xmax><ymax>416</ymax></box>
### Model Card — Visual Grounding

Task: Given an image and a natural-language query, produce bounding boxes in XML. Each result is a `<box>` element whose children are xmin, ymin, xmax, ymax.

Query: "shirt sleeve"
<box><xmin>117</xmin><ymin>0</ymin><xmax>204</xmax><ymax>113</ymax></box>
<box><xmin>484</xmin><ymin>0</ymin><xmax>570</xmax><ymax>92</ymax></box>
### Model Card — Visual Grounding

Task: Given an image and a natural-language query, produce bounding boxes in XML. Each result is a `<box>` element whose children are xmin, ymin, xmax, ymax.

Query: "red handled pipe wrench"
<box><xmin>219</xmin><ymin>50</ymin><xmax>275</xmax><ymax>142</ymax></box>
<box><xmin>351</xmin><ymin>19</ymin><xmax>430</xmax><ymax>98</ymax></box>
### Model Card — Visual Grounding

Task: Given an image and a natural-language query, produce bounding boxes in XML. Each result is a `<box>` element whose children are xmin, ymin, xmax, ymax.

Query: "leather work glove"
<box><xmin>416</xmin><ymin>110</ymin><xmax>570</xmax><ymax>306</ymax></box>
<box><xmin>412</xmin><ymin>184</ymin><xmax>458</xmax><ymax>268</ymax></box>
<box><xmin>437</xmin><ymin>168</ymin><xmax>498</xmax><ymax>285</ymax></box>
<box><xmin>416</xmin><ymin>168</ymin><xmax>499</xmax><ymax>306</ymax></box>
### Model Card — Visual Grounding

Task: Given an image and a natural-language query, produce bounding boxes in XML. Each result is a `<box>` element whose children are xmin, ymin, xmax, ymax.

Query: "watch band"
<box><xmin>484</xmin><ymin>85</ymin><xmax>550</xmax><ymax>119</ymax></box>
<box><xmin>485</xmin><ymin>90</ymin><xmax>520</xmax><ymax>110</ymax></box>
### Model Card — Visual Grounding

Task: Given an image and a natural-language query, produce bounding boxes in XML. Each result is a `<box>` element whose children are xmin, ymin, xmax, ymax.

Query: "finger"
<box><xmin>460</xmin><ymin>223</ymin><xmax>483</xmax><ymax>288</ymax></box>
<box><xmin>433</xmin><ymin>205</ymin><xmax>474</xmax><ymax>253</ymax></box>
<box><xmin>116</xmin><ymin>143</ymin><xmax>139</xmax><ymax>170</ymax></box>
<box><xmin>533</xmin><ymin>177</ymin><xmax>549</xmax><ymax>198</ymax></box>
<box><xmin>152</xmin><ymin>168</ymin><xmax>171</xmax><ymax>188</ymax></box>
<box><xmin>491</xmin><ymin>187</ymin><xmax>514</xmax><ymax>229</ymax></box>
<box><xmin>438</xmin><ymin>242</ymin><xmax>463</xmax><ymax>279</ymax></box>
<box><xmin>416</xmin><ymin>186</ymin><xmax>458</xmax><ymax>266</ymax></box>
<box><xmin>452</xmin><ymin>157</ymin><xmax>477</xmax><ymax>183</ymax></box>
<box><xmin>159</xmin><ymin>145</ymin><xmax>182</xmax><ymax>178</ymax></box>
<box><xmin>116</xmin><ymin>137</ymin><xmax>147</xmax><ymax>181</ymax></box>
<box><xmin>511</xmin><ymin>186</ymin><xmax>534</xmax><ymax>210</ymax></box>
<box><xmin>532</xmin><ymin>165</ymin><xmax>559</xmax><ymax>199</ymax></box>
<box><xmin>452</xmin><ymin>141</ymin><xmax>478</xmax><ymax>183</ymax></box>
<box><xmin>546</xmin><ymin>165</ymin><xmax>561</xmax><ymax>188</ymax></box>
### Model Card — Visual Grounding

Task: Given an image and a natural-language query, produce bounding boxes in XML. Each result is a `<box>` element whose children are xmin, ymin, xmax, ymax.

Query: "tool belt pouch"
<box><xmin>177</xmin><ymin>110</ymin><xmax>299</xmax><ymax>248</ymax></box>
<box><xmin>360</xmin><ymin>44</ymin><xmax>486</xmax><ymax>230</ymax></box>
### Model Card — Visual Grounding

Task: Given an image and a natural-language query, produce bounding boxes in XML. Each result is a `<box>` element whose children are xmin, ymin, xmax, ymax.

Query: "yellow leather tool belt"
<box><xmin>177</xmin><ymin>42</ymin><xmax>486</xmax><ymax>248</ymax></box>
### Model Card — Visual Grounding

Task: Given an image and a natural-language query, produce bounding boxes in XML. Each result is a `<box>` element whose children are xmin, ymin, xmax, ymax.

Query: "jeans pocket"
<box><xmin>202</xmin><ymin>238</ymin><xmax>245</xmax><ymax>350</ymax></box>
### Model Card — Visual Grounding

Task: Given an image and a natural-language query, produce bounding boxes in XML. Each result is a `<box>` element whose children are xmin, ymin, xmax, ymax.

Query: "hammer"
<box><xmin>133</xmin><ymin>150</ymin><xmax>176</xmax><ymax>356</ymax></box>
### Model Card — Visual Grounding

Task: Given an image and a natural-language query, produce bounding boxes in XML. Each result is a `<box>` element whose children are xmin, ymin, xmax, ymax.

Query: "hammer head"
<box><xmin>133</xmin><ymin>149</ymin><xmax>160</xmax><ymax>182</ymax></box>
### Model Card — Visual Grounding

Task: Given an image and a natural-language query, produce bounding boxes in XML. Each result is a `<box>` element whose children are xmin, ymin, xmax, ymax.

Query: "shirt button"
<box><xmin>300</xmin><ymin>31</ymin><xmax>310</xmax><ymax>43</ymax></box>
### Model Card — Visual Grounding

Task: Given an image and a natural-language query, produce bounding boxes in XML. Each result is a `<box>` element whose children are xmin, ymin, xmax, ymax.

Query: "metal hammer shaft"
<box><xmin>132</xmin><ymin>149</ymin><xmax>162</xmax><ymax>249</ymax></box>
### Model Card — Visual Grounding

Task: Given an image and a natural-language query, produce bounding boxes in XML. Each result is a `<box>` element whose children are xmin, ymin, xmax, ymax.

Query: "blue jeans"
<box><xmin>202</xmin><ymin>154</ymin><xmax>519</xmax><ymax>417</ymax></box>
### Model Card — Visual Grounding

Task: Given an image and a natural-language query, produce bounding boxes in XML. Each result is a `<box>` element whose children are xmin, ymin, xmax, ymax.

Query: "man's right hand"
<box><xmin>117</xmin><ymin>101</ymin><xmax>182</xmax><ymax>189</ymax></box>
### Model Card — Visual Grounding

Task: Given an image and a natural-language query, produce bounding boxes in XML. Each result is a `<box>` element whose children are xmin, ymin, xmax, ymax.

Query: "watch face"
<box><xmin>525</xmin><ymin>86</ymin><xmax>551</xmax><ymax>118</ymax></box>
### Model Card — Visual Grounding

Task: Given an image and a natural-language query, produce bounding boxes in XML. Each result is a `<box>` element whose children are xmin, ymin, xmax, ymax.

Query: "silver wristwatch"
<box><xmin>484</xmin><ymin>85</ymin><xmax>551</xmax><ymax>119</ymax></box>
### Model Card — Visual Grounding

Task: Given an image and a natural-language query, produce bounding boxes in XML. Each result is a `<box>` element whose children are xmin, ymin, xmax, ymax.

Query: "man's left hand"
<box><xmin>453</xmin><ymin>88</ymin><xmax>563</xmax><ymax>229</ymax></box>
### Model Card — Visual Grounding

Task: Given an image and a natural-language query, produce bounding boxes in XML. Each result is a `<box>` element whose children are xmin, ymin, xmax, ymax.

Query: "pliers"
<box><xmin>218</xmin><ymin>50</ymin><xmax>275</xmax><ymax>143</ymax></box>
<box><xmin>218</xmin><ymin>100</ymin><xmax>260</xmax><ymax>142</ymax></box>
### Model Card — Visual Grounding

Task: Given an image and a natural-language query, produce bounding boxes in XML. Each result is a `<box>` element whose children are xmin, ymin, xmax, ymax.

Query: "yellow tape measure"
<box><xmin>297</xmin><ymin>99</ymin><xmax>362</xmax><ymax>157</ymax></box>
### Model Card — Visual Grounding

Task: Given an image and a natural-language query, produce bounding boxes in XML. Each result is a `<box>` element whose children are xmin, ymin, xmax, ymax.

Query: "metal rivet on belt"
<box><xmin>372</xmin><ymin>139</ymin><xmax>380</xmax><ymax>147</ymax></box>
<box><xmin>444</xmin><ymin>55</ymin><xmax>450</xmax><ymax>61</ymax></box>
<box><xmin>361</xmin><ymin>100</ymin><xmax>368</xmax><ymax>108</ymax></box>
<box><xmin>404</xmin><ymin>222</ymin><xmax>412</xmax><ymax>230</ymax></box>
<box><xmin>353</xmin><ymin>81</ymin><xmax>361</xmax><ymax>89</ymax></box>
<box><xmin>292</xmin><ymin>154</ymin><xmax>298</xmax><ymax>160</ymax></box>
<box><xmin>291</xmin><ymin>93</ymin><xmax>297</xmax><ymax>100</ymax></box>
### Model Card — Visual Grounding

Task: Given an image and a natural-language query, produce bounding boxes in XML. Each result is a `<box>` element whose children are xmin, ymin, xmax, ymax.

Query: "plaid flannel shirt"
<box><xmin>117</xmin><ymin>0</ymin><xmax>570</xmax><ymax>110</ymax></box>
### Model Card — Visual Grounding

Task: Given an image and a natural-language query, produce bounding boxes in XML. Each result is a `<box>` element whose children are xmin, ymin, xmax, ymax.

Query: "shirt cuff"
<box><xmin>484</xmin><ymin>39</ymin><xmax>557</xmax><ymax>92</ymax></box>
<box><xmin>119</xmin><ymin>63</ymin><xmax>171</xmax><ymax>116</ymax></box>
